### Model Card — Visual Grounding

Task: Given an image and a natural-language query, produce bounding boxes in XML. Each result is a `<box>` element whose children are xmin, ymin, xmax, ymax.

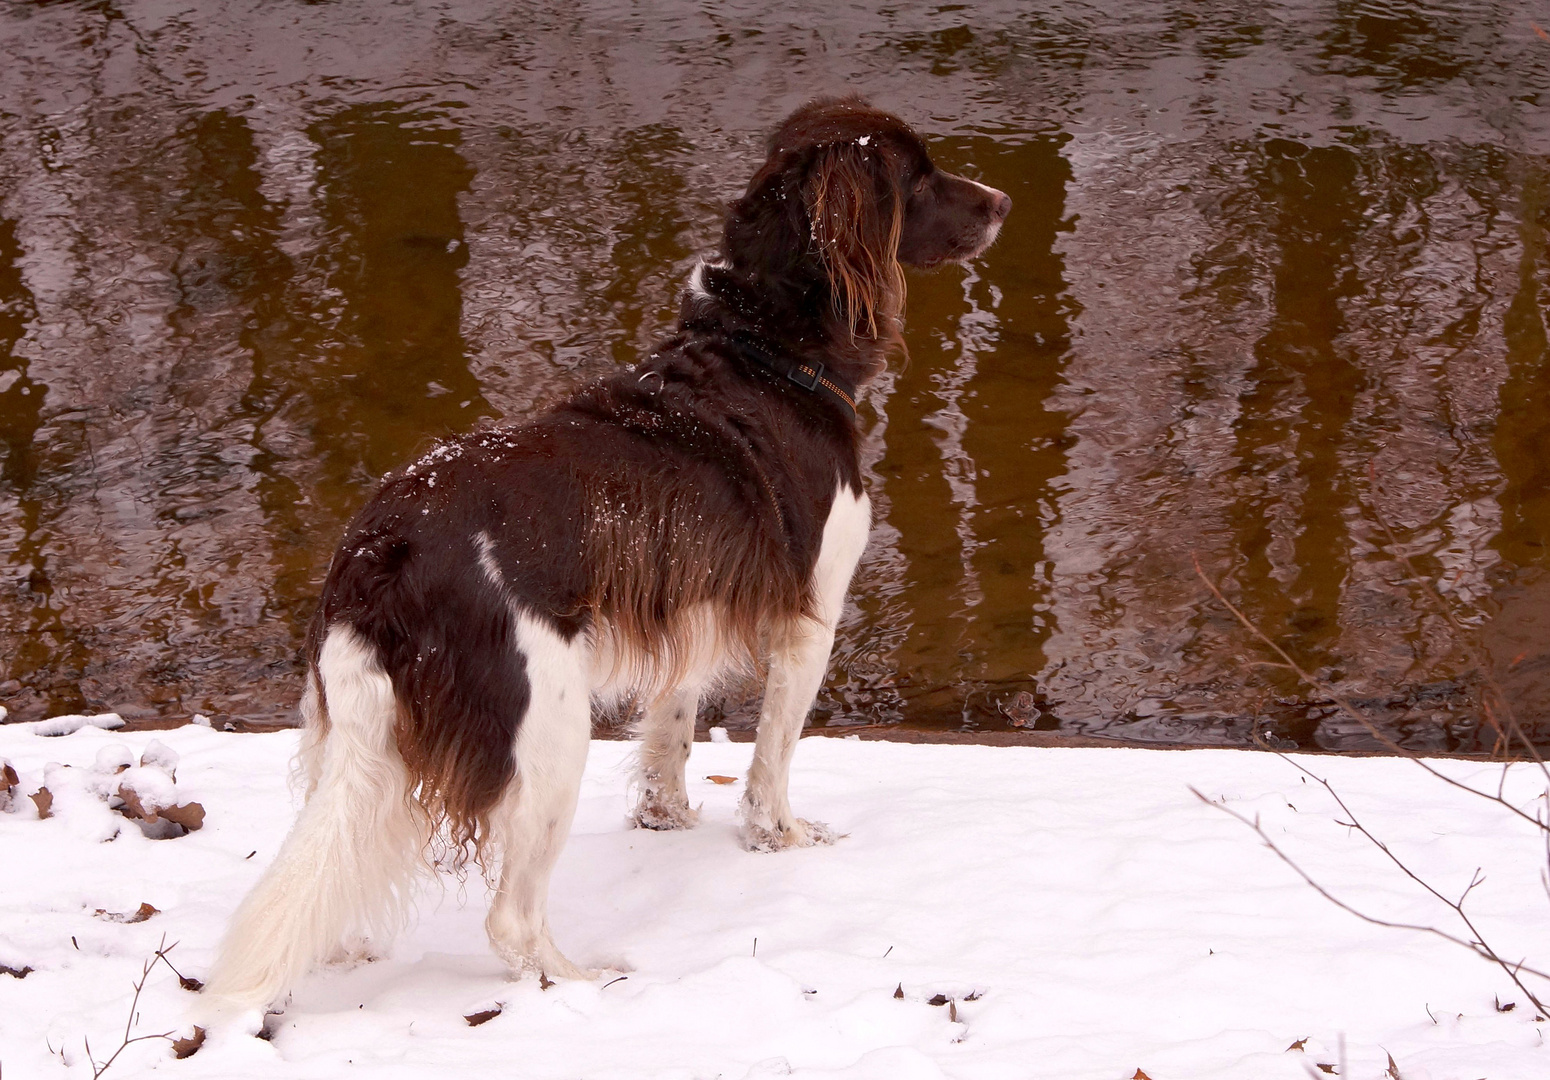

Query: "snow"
<box><xmin>1</xmin><ymin>723</ymin><xmax>1547</xmax><ymax>1079</ymax></box>
<box><xmin>30</xmin><ymin>712</ymin><xmax>125</xmax><ymax>737</ymax></box>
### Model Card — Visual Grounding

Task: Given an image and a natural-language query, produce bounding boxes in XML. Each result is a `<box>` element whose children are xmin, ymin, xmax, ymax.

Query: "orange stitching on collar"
<box><xmin>818</xmin><ymin>376</ymin><xmax>856</xmax><ymax>412</ymax></box>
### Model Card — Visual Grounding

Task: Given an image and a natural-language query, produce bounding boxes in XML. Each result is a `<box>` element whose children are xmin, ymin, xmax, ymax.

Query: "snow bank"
<box><xmin>0</xmin><ymin>725</ymin><xmax>1546</xmax><ymax>1079</ymax></box>
<box><xmin>30</xmin><ymin>712</ymin><xmax>125</xmax><ymax>737</ymax></box>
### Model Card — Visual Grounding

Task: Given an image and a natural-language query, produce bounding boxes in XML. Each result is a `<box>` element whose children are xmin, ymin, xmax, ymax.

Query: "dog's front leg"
<box><xmin>739</xmin><ymin>618</ymin><xmax>838</xmax><ymax>851</ymax></box>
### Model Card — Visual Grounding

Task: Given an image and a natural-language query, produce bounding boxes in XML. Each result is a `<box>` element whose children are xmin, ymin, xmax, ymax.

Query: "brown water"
<box><xmin>1</xmin><ymin>1</ymin><xmax>1548</xmax><ymax>752</ymax></box>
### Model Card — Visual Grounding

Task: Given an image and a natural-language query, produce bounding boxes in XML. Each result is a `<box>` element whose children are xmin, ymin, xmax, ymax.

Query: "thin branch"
<box><xmin>1191</xmin><ymin>553</ymin><xmax>1549</xmax><ymax>836</ymax></box>
<box><xmin>1191</xmin><ymin>787</ymin><xmax>1547</xmax><ymax>1011</ymax></box>
<box><xmin>1365</xmin><ymin>467</ymin><xmax>1548</xmax><ymax>779</ymax></box>
<box><xmin>84</xmin><ymin>937</ymin><xmax>181</xmax><ymax>1079</ymax></box>
<box><xmin>1261</xmin><ymin>751</ymin><xmax>1550</xmax><ymax>993</ymax></box>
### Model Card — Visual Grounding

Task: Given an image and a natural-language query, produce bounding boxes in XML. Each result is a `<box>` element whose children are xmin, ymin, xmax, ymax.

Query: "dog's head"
<box><xmin>724</xmin><ymin>97</ymin><xmax>1011</xmax><ymax>351</ymax></box>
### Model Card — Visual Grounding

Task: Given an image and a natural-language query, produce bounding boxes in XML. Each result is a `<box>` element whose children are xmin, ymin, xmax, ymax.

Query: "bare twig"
<box><xmin>1191</xmin><ymin>552</ymin><xmax>1549</xmax><ymax>836</ymax></box>
<box><xmin>84</xmin><ymin>936</ymin><xmax>183</xmax><ymax>1078</ymax></box>
<box><xmin>1363</xmin><ymin>473</ymin><xmax>1550</xmax><ymax>903</ymax></box>
<box><xmin>1192</xmin><ymin>550</ymin><xmax>1550</xmax><ymax>1012</ymax></box>
<box><xmin>1365</xmin><ymin>465</ymin><xmax>1547</xmax><ymax>777</ymax></box>
<box><xmin>1190</xmin><ymin>788</ymin><xmax>1547</xmax><ymax>1011</ymax></box>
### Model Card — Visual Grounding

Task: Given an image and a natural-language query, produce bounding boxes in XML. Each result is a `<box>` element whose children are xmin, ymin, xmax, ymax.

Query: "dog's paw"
<box><xmin>505</xmin><ymin>948</ymin><xmax>599</xmax><ymax>984</ymax></box>
<box><xmin>633</xmin><ymin>798</ymin><xmax>700</xmax><ymax>831</ymax></box>
<box><xmin>324</xmin><ymin>935</ymin><xmax>382</xmax><ymax>968</ymax></box>
<box><xmin>739</xmin><ymin>816</ymin><xmax>836</xmax><ymax>852</ymax></box>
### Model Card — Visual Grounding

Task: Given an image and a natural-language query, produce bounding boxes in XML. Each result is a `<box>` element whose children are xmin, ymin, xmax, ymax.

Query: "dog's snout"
<box><xmin>989</xmin><ymin>189</ymin><xmax>1012</xmax><ymax>220</ymax></box>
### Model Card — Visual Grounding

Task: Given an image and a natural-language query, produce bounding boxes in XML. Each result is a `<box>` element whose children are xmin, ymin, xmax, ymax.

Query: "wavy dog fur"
<box><xmin>204</xmin><ymin>96</ymin><xmax>1011</xmax><ymax>1017</ymax></box>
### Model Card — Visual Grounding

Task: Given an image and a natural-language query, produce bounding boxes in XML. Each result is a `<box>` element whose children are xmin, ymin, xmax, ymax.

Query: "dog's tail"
<box><xmin>201</xmin><ymin>624</ymin><xmax>428</xmax><ymax>1017</ymax></box>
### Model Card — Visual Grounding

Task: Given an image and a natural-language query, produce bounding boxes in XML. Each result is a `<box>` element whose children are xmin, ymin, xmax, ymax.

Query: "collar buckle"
<box><xmin>788</xmin><ymin>362</ymin><xmax>824</xmax><ymax>391</ymax></box>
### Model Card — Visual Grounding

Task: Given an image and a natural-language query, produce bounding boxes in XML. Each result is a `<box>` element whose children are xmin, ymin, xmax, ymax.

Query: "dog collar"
<box><xmin>728</xmin><ymin>333</ymin><xmax>858</xmax><ymax>420</ymax></box>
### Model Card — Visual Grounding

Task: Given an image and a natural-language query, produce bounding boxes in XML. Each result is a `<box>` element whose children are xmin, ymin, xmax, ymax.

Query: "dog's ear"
<box><xmin>805</xmin><ymin>142</ymin><xmax>906</xmax><ymax>342</ymax></box>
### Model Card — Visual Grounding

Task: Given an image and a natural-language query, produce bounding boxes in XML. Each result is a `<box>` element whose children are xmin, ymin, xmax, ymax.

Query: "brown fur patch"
<box><xmin>807</xmin><ymin>142</ymin><xmax>907</xmax><ymax>355</ymax></box>
<box><xmin>581</xmin><ymin>469</ymin><xmax>812</xmax><ymax>699</ymax></box>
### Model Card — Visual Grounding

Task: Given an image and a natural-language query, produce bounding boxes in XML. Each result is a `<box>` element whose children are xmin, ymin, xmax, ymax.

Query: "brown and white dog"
<box><xmin>203</xmin><ymin>97</ymin><xmax>1010</xmax><ymax>1017</ymax></box>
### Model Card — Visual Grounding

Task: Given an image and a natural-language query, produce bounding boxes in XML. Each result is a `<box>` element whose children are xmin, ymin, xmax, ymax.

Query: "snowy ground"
<box><xmin>2</xmin><ymin>721</ymin><xmax>1548</xmax><ymax>1080</ymax></box>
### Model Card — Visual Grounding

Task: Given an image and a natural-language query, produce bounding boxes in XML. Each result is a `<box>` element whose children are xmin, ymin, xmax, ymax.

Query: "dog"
<box><xmin>202</xmin><ymin>96</ymin><xmax>1010</xmax><ymax>1017</ymax></box>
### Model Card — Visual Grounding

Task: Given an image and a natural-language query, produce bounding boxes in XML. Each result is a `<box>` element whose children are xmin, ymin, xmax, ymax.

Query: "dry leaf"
<box><xmin>115</xmin><ymin>785</ymin><xmax>204</xmax><ymax>837</ymax></box>
<box><xmin>465</xmin><ymin>1006</ymin><xmax>502</xmax><ymax>1027</ymax></box>
<box><xmin>94</xmin><ymin>902</ymin><xmax>159</xmax><ymax>924</ymax></box>
<box><xmin>173</xmin><ymin>1027</ymin><xmax>206</xmax><ymax>1059</ymax></box>
<box><xmin>30</xmin><ymin>787</ymin><xmax>52</xmax><ymax>819</ymax></box>
<box><xmin>927</xmin><ymin>993</ymin><xmax>949</xmax><ymax>1006</ymax></box>
<box><xmin>160</xmin><ymin>801</ymin><xmax>206</xmax><ymax>831</ymax></box>
<box><xmin>1494</xmin><ymin>995</ymin><xmax>1516</xmax><ymax>1012</ymax></box>
<box><xmin>892</xmin><ymin>983</ymin><xmax>904</xmax><ymax>999</ymax></box>
<box><xmin>1385</xmin><ymin>1052</ymin><xmax>1403</xmax><ymax>1080</ymax></box>
<box><xmin>1315</xmin><ymin>1064</ymin><xmax>1337</xmax><ymax>1075</ymax></box>
<box><xmin>117</xmin><ymin>784</ymin><xmax>152</xmax><ymax>820</ymax></box>
<box><xmin>964</xmin><ymin>990</ymin><xmax>982</xmax><ymax>1001</ymax></box>
<box><xmin>1</xmin><ymin>964</ymin><xmax>33</xmax><ymax>979</ymax></box>
<box><xmin>948</xmin><ymin>1000</ymin><xmax>958</xmax><ymax>1022</ymax></box>
<box><xmin>1</xmin><ymin>762</ymin><xmax>17</xmax><ymax>788</ymax></box>
<box><xmin>539</xmin><ymin>972</ymin><xmax>554</xmax><ymax>991</ymax></box>
<box><xmin>1133</xmin><ymin>1071</ymin><xmax>1154</xmax><ymax>1080</ymax></box>
<box><xmin>705</xmin><ymin>775</ymin><xmax>737</xmax><ymax>785</ymax></box>
<box><xmin>1287</xmin><ymin>1038</ymin><xmax>1308</xmax><ymax>1052</ymax></box>
<box><xmin>179</xmin><ymin>974</ymin><xmax>205</xmax><ymax>991</ymax></box>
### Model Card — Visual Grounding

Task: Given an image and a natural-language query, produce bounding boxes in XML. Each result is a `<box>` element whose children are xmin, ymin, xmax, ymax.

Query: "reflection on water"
<box><xmin>0</xmin><ymin>1</ymin><xmax>1548</xmax><ymax>751</ymax></box>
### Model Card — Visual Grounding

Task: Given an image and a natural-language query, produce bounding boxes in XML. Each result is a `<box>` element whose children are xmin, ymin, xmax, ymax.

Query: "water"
<box><xmin>1</xmin><ymin>1</ymin><xmax>1548</xmax><ymax>752</ymax></box>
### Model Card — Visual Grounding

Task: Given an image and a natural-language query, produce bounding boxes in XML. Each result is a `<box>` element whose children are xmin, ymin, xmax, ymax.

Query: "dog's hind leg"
<box><xmin>485</xmin><ymin>612</ymin><xmax>596</xmax><ymax>981</ymax></box>
<box><xmin>633</xmin><ymin>684</ymin><xmax>701</xmax><ymax>830</ymax></box>
<box><xmin>202</xmin><ymin>624</ymin><xmax>426</xmax><ymax>1019</ymax></box>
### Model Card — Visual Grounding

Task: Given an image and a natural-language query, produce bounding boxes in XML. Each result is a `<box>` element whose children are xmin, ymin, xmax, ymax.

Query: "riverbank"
<box><xmin>1</xmin><ymin>721</ymin><xmax>1546</xmax><ymax>1079</ymax></box>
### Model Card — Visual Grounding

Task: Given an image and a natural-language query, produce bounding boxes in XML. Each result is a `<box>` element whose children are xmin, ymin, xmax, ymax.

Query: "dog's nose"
<box><xmin>991</xmin><ymin>190</ymin><xmax>1012</xmax><ymax>220</ymax></box>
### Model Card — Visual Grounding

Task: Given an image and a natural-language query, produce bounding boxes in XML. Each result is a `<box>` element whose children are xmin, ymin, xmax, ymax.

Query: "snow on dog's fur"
<box><xmin>202</xmin><ymin>96</ymin><xmax>1011</xmax><ymax>1019</ymax></box>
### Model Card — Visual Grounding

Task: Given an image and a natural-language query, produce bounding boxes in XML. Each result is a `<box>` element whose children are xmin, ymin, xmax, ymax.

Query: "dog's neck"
<box><xmin>678</xmin><ymin>259</ymin><xmax>890</xmax><ymax>394</ymax></box>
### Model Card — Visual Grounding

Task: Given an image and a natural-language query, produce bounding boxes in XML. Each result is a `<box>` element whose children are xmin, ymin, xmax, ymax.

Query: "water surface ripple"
<box><xmin>1</xmin><ymin>1</ymin><xmax>1548</xmax><ymax>751</ymax></box>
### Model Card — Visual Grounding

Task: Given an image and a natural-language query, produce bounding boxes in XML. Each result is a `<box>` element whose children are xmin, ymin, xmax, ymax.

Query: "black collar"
<box><xmin>726</xmin><ymin>332</ymin><xmax>858</xmax><ymax>420</ymax></box>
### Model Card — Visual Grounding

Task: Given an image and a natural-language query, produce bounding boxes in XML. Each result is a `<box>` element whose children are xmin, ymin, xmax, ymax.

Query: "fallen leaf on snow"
<box><xmin>926</xmin><ymin>994</ymin><xmax>950</xmax><ymax>1006</ymax></box>
<box><xmin>892</xmin><ymin>983</ymin><xmax>904</xmax><ymax>999</ymax></box>
<box><xmin>2</xmin><ymin>963</ymin><xmax>33</xmax><ymax>978</ymax></box>
<box><xmin>94</xmin><ymin>902</ymin><xmax>159</xmax><ymax>924</ymax></box>
<box><xmin>1315</xmin><ymin>1064</ymin><xmax>1337</xmax><ymax>1075</ymax></box>
<box><xmin>705</xmin><ymin>775</ymin><xmax>737</xmax><ymax>785</ymax></box>
<box><xmin>116</xmin><ymin>784</ymin><xmax>205</xmax><ymax>838</ymax></box>
<box><xmin>160</xmin><ymin>800</ymin><xmax>206</xmax><ymax>831</ymax></box>
<box><xmin>173</xmin><ymin>1027</ymin><xmax>206</xmax><ymax>1059</ymax></box>
<box><xmin>465</xmin><ymin>1006</ymin><xmax>502</xmax><ymax>1027</ymax></box>
<box><xmin>1287</xmin><ymin>1038</ymin><xmax>1308</xmax><ymax>1051</ymax></box>
<box><xmin>30</xmin><ymin>786</ymin><xmax>52</xmax><ymax>819</ymax></box>
<box><xmin>1132</xmin><ymin>1070</ymin><xmax>1154</xmax><ymax>1080</ymax></box>
<box><xmin>139</xmin><ymin>739</ymin><xmax>179</xmax><ymax>778</ymax></box>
